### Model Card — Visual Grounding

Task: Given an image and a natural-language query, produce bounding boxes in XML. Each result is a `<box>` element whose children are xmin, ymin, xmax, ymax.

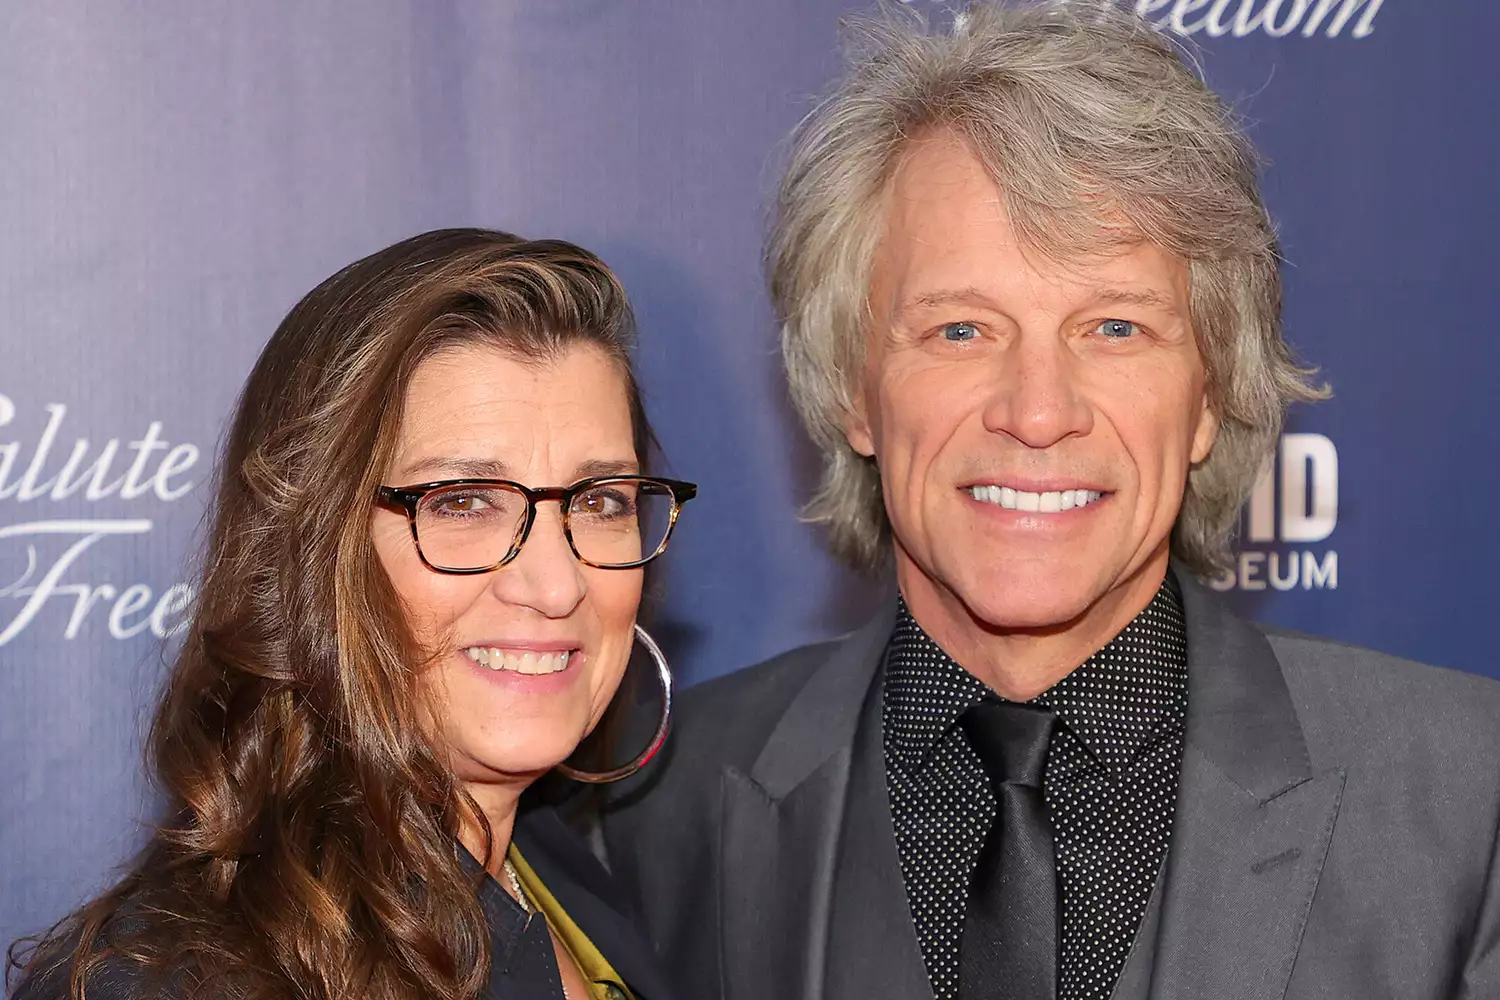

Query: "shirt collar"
<box><xmin>882</xmin><ymin>574</ymin><xmax>1189</xmax><ymax>779</ymax></box>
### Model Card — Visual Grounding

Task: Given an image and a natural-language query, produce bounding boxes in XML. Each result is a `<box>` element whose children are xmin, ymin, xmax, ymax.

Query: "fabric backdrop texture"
<box><xmin>1</xmin><ymin>0</ymin><xmax>1491</xmax><ymax>958</ymax></box>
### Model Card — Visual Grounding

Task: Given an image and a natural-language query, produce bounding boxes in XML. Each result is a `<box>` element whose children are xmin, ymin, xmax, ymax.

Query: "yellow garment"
<box><xmin>508</xmin><ymin>844</ymin><xmax>635</xmax><ymax>1000</ymax></box>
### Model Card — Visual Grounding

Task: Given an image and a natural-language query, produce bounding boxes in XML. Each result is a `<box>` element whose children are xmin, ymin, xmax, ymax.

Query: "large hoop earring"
<box><xmin>556</xmin><ymin>624</ymin><xmax>673</xmax><ymax>784</ymax></box>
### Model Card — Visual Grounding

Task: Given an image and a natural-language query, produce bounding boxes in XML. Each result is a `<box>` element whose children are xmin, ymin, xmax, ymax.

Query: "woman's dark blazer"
<box><xmin>10</xmin><ymin>803</ymin><xmax>674</xmax><ymax>1000</ymax></box>
<box><xmin>513</xmin><ymin>802</ymin><xmax>677</xmax><ymax>1000</ymax></box>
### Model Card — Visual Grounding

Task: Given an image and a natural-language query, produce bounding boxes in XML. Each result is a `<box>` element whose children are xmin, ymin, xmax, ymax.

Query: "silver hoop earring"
<box><xmin>556</xmin><ymin>623</ymin><xmax>673</xmax><ymax>784</ymax></box>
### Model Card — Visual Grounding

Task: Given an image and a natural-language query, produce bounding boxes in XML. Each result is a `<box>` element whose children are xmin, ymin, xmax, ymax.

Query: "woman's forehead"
<box><xmin>392</xmin><ymin>343</ymin><xmax>636</xmax><ymax>482</ymax></box>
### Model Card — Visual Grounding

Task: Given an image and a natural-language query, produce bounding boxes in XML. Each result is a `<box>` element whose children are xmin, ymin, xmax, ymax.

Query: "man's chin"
<box><xmin>959</xmin><ymin>594</ymin><xmax>1098</xmax><ymax>636</ymax></box>
<box><xmin>947</xmin><ymin>563</ymin><xmax>1113</xmax><ymax>636</ymax></box>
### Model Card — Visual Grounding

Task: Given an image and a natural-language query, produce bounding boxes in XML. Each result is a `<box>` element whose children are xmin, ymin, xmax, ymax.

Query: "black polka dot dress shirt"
<box><xmin>882</xmin><ymin>577</ymin><xmax>1189</xmax><ymax>1000</ymax></box>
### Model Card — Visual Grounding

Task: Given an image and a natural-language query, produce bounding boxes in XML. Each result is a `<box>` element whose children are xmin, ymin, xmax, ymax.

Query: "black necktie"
<box><xmin>958</xmin><ymin>699</ymin><xmax>1060</xmax><ymax>1000</ymax></box>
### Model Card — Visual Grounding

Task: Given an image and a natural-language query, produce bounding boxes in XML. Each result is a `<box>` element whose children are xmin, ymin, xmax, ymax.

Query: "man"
<box><xmin>607</xmin><ymin>4</ymin><xmax>1500</xmax><ymax>999</ymax></box>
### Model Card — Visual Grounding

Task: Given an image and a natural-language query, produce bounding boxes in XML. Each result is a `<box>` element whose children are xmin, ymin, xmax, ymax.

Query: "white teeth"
<box><xmin>968</xmin><ymin>485</ymin><xmax>1104</xmax><ymax>513</ymax></box>
<box><xmin>463</xmin><ymin>647</ymin><xmax>573</xmax><ymax>674</ymax></box>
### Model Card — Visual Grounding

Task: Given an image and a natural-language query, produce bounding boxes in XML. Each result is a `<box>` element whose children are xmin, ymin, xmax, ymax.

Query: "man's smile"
<box><xmin>963</xmin><ymin>484</ymin><xmax>1109</xmax><ymax>513</ymax></box>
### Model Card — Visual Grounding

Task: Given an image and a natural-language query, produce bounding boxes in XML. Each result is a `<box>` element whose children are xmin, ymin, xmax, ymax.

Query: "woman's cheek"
<box><xmin>588</xmin><ymin>569</ymin><xmax>644</xmax><ymax>689</ymax></box>
<box><xmin>589</xmin><ymin>643</ymin><xmax>632</xmax><ymax>725</ymax></box>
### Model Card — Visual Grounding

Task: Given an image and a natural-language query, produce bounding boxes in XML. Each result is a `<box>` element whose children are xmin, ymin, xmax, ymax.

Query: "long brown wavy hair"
<box><xmin>9</xmin><ymin>229</ymin><xmax>650</xmax><ymax>1000</ymax></box>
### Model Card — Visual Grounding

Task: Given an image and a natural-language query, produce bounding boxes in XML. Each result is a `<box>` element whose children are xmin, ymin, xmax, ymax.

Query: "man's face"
<box><xmin>848</xmin><ymin>132</ymin><xmax>1218</xmax><ymax>639</ymax></box>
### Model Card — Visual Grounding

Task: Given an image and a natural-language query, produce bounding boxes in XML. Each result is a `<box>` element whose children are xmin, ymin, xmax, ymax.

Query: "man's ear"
<box><xmin>843</xmin><ymin>391</ymin><xmax>876</xmax><ymax>458</ymax></box>
<box><xmin>1190</xmin><ymin>393</ymin><xmax>1220</xmax><ymax>465</ymax></box>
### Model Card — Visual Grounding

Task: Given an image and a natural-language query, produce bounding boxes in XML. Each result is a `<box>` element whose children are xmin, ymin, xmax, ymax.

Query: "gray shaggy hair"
<box><xmin>769</xmin><ymin>0</ymin><xmax>1326</xmax><ymax>575</ymax></box>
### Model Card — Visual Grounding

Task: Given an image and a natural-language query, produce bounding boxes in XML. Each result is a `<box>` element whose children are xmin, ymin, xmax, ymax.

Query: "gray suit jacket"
<box><xmin>606</xmin><ymin>580</ymin><xmax>1500</xmax><ymax>1000</ymax></box>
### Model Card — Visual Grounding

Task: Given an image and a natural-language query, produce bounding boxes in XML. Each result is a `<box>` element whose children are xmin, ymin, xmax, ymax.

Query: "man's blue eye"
<box><xmin>1097</xmin><ymin>319</ymin><xmax>1138</xmax><ymax>339</ymax></box>
<box><xmin>942</xmin><ymin>322</ymin><xmax>979</xmax><ymax>342</ymax></box>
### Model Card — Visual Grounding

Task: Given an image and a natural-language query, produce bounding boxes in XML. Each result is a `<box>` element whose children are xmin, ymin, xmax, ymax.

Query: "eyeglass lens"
<box><xmin>413</xmin><ymin>480</ymin><xmax>676</xmax><ymax>570</ymax></box>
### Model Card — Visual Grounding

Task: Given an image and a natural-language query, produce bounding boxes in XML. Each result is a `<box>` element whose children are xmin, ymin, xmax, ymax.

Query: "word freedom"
<box><xmin>1134</xmin><ymin>0</ymin><xmax>1384</xmax><ymax>37</ymax></box>
<box><xmin>906</xmin><ymin>0</ymin><xmax>1386</xmax><ymax>39</ymax></box>
<box><xmin>0</xmin><ymin>393</ymin><xmax>198</xmax><ymax>646</ymax></box>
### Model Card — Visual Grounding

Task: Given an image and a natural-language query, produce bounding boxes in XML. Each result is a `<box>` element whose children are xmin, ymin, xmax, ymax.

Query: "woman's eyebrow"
<box><xmin>572</xmin><ymin>458</ymin><xmax>641</xmax><ymax>479</ymax></box>
<box><xmin>393</xmin><ymin>456</ymin><xmax>641</xmax><ymax>483</ymax></box>
<box><xmin>394</xmin><ymin>456</ymin><xmax>512</xmax><ymax>482</ymax></box>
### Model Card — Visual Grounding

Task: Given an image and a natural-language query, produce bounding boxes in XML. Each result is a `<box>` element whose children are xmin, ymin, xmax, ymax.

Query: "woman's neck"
<box><xmin>457</xmin><ymin>782</ymin><xmax>524</xmax><ymax>878</ymax></box>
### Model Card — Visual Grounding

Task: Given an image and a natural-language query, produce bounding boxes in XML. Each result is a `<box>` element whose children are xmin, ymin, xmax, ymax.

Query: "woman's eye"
<box><xmin>434</xmin><ymin>493</ymin><xmax>489</xmax><ymax>514</ymax></box>
<box><xmin>573</xmin><ymin>488</ymin><xmax>632</xmax><ymax>519</ymax></box>
<box><xmin>941</xmin><ymin>321</ymin><xmax>979</xmax><ymax>342</ymax></box>
<box><xmin>425</xmin><ymin>488</ymin><xmax>514</xmax><ymax>520</ymax></box>
<box><xmin>1096</xmin><ymin>319</ymin><xmax>1138</xmax><ymax>339</ymax></box>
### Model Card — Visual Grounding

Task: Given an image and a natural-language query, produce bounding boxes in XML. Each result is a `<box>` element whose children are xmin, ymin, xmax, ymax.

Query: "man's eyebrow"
<box><xmin>1088</xmin><ymin>287</ymin><xmax>1178</xmax><ymax>311</ymax></box>
<box><xmin>892</xmin><ymin>286</ymin><xmax>1180</xmax><ymax>320</ymax></box>
<box><xmin>892</xmin><ymin>287</ymin><xmax>998</xmax><ymax>319</ymax></box>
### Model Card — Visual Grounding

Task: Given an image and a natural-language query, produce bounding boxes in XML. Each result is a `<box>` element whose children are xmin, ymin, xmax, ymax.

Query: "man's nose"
<box><xmin>980</xmin><ymin>332</ymin><xmax>1093</xmax><ymax>449</ymax></box>
<box><xmin>487</xmin><ymin>502</ymin><xmax>587</xmax><ymax>619</ymax></box>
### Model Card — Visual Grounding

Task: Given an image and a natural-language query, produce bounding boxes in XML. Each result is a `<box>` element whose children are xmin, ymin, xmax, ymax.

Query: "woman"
<box><xmin>8</xmin><ymin>229</ymin><xmax>692</xmax><ymax>1000</ymax></box>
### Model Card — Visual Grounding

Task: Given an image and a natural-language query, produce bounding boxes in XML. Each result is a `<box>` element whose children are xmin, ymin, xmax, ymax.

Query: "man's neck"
<box><xmin>896</xmin><ymin>558</ymin><xmax>1171</xmax><ymax>702</ymax></box>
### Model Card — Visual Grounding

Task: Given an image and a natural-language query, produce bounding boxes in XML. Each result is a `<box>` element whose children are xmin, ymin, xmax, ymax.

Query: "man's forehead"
<box><xmin>884</xmin><ymin>131</ymin><xmax>1009</xmax><ymax>230</ymax></box>
<box><xmin>875</xmin><ymin>133</ymin><xmax>1185</xmax><ymax>301</ymax></box>
<box><xmin>873</xmin><ymin>223</ymin><xmax>1191</xmax><ymax>319</ymax></box>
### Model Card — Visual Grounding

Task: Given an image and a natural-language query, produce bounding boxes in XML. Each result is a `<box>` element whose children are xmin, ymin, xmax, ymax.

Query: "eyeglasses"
<box><xmin>375</xmin><ymin>476</ymin><xmax>698</xmax><ymax>574</ymax></box>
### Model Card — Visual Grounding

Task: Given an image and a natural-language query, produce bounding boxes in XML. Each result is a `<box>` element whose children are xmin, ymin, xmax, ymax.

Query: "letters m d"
<box><xmin>1246</xmin><ymin>434</ymin><xmax>1338</xmax><ymax>545</ymax></box>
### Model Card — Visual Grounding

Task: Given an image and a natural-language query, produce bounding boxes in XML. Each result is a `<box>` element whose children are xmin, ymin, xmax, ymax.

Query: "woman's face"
<box><xmin>372</xmin><ymin>341</ymin><xmax>644</xmax><ymax>792</ymax></box>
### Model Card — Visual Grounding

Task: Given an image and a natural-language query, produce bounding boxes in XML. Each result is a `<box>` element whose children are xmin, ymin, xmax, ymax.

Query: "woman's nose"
<box><xmin>488</xmin><ymin>503</ymin><xmax>587</xmax><ymax>618</ymax></box>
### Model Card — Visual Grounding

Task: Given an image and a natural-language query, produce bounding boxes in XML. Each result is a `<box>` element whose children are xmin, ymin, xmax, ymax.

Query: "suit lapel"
<box><xmin>824</xmin><ymin>644</ymin><xmax>933</xmax><ymax>1000</ymax></box>
<box><xmin>721</xmin><ymin>754</ymin><xmax>850</xmax><ymax>1000</ymax></box>
<box><xmin>719</xmin><ymin>607</ymin><xmax>927</xmax><ymax>1000</ymax></box>
<box><xmin>1143</xmin><ymin>577</ymin><xmax>1345</xmax><ymax>1000</ymax></box>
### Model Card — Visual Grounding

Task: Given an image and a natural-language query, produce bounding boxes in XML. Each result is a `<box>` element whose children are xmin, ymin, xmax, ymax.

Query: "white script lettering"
<box><xmin>0</xmin><ymin>390</ymin><xmax>204</xmax><ymax>645</ymax></box>
<box><xmin>0</xmin><ymin>520</ymin><xmax>195</xmax><ymax>646</ymax></box>
<box><xmin>1135</xmin><ymin>0</ymin><xmax>1383</xmax><ymax>37</ymax></box>
<box><xmin>0</xmin><ymin>393</ymin><xmax>200</xmax><ymax>502</ymax></box>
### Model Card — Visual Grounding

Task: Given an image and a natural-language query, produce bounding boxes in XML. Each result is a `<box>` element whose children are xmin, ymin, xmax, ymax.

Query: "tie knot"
<box><xmin>959</xmin><ymin>699</ymin><xmax>1057</xmax><ymax>791</ymax></box>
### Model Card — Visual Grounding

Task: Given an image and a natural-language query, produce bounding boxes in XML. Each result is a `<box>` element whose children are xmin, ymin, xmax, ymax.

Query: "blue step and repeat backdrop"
<box><xmin>2</xmin><ymin>0</ymin><xmax>1495</xmax><ymax>959</ymax></box>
